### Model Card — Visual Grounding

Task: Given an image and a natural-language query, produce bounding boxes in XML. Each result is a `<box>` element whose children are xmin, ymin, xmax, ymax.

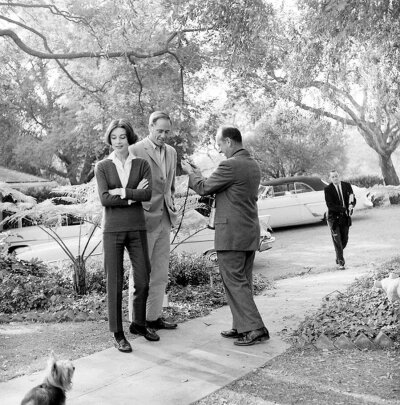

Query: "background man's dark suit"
<box><xmin>324</xmin><ymin>179</ymin><xmax>356</xmax><ymax>267</ymax></box>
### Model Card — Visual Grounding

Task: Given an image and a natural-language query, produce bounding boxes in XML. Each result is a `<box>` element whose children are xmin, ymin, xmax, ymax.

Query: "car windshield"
<box><xmin>294</xmin><ymin>182</ymin><xmax>313</xmax><ymax>193</ymax></box>
<box><xmin>258</xmin><ymin>185</ymin><xmax>274</xmax><ymax>199</ymax></box>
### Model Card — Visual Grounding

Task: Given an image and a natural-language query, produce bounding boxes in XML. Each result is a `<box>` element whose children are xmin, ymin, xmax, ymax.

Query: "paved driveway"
<box><xmin>254</xmin><ymin>205</ymin><xmax>400</xmax><ymax>280</ymax></box>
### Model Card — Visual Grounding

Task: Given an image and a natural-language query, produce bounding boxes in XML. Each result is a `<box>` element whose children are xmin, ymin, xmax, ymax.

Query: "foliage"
<box><xmin>294</xmin><ymin>256</ymin><xmax>400</xmax><ymax>344</ymax></box>
<box><xmin>0</xmin><ymin>182</ymin><xmax>102</xmax><ymax>294</ymax></box>
<box><xmin>0</xmin><ymin>231</ymin><xmax>12</xmax><ymax>254</ymax></box>
<box><xmin>0</xmin><ymin>0</ymin><xmax>213</xmax><ymax>184</ymax></box>
<box><xmin>0</xmin><ymin>251</ymin><xmax>272</xmax><ymax>323</ymax></box>
<box><xmin>0</xmin><ymin>254</ymin><xmax>71</xmax><ymax>313</ymax></box>
<box><xmin>0</xmin><ymin>181</ymin><xmax>101</xmax><ymax>233</ymax></box>
<box><xmin>246</xmin><ymin>103</ymin><xmax>346</xmax><ymax>179</ymax></box>
<box><xmin>21</xmin><ymin>186</ymin><xmax>55</xmax><ymax>203</ymax></box>
<box><xmin>205</xmin><ymin>0</ymin><xmax>400</xmax><ymax>185</ymax></box>
<box><xmin>168</xmin><ymin>252</ymin><xmax>214</xmax><ymax>287</ymax></box>
<box><xmin>345</xmin><ymin>175</ymin><xmax>384</xmax><ymax>189</ymax></box>
<box><xmin>290</xmin><ymin>0</ymin><xmax>400</xmax><ymax>185</ymax></box>
<box><xmin>5</xmin><ymin>0</ymin><xmax>400</xmax><ymax>187</ymax></box>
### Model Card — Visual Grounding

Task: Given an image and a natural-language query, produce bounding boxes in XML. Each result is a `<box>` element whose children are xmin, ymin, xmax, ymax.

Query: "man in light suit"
<box><xmin>324</xmin><ymin>169</ymin><xmax>356</xmax><ymax>270</ymax></box>
<box><xmin>181</xmin><ymin>126</ymin><xmax>269</xmax><ymax>346</ymax></box>
<box><xmin>128</xmin><ymin>111</ymin><xmax>178</xmax><ymax>335</ymax></box>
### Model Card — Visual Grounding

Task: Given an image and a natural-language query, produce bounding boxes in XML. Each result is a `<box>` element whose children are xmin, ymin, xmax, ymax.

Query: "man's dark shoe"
<box><xmin>114</xmin><ymin>337</ymin><xmax>132</xmax><ymax>353</ymax></box>
<box><xmin>146</xmin><ymin>317</ymin><xmax>177</xmax><ymax>330</ymax></box>
<box><xmin>234</xmin><ymin>327</ymin><xmax>270</xmax><ymax>346</ymax></box>
<box><xmin>221</xmin><ymin>329</ymin><xmax>244</xmax><ymax>339</ymax></box>
<box><xmin>129</xmin><ymin>322</ymin><xmax>160</xmax><ymax>341</ymax></box>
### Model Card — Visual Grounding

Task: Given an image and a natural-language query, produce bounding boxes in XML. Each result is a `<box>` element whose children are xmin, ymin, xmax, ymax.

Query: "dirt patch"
<box><xmin>0</xmin><ymin>321</ymin><xmax>110</xmax><ymax>382</ymax></box>
<box><xmin>195</xmin><ymin>348</ymin><xmax>400</xmax><ymax>405</ymax></box>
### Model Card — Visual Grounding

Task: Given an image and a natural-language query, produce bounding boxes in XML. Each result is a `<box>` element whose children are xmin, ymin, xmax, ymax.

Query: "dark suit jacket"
<box><xmin>188</xmin><ymin>149</ymin><xmax>261</xmax><ymax>251</ymax></box>
<box><xmin>324</xmin><ymin>181</ymin><xmax>356</xmax><ymax>220</ymax></box>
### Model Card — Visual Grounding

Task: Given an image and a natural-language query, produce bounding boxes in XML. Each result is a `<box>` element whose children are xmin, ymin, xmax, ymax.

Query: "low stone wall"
<box><xmin>296</xmin><ymin>331</ymin><xmax>395</xmax><ymax>351</ymax></box>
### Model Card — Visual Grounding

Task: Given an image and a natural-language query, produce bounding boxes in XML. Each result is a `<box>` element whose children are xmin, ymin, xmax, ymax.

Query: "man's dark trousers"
<box><xmin>217</xmin><ymin>250</ymin><xmax>265</xmax><ymax>334</ymax></box>
<box><xmin>327</xmin><ymin>216</ymin><xmax>349</xmax><ymax>266</ymax></box>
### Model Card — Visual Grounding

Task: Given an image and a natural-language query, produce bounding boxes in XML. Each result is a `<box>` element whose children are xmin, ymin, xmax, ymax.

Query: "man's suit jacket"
<box><xmin>324</xmin><ymin>181</ymin><xmax>356</xmax><ymax>220</ymax></box>
<box><xmin>129</xmin><ymin>137</ymin><xmax>178</xmax><ymax>232</ymax></box>
<box><xmin>188</xmin><ymin>149</ymin><xmax>261</xmax><ymax>251</ymax></box>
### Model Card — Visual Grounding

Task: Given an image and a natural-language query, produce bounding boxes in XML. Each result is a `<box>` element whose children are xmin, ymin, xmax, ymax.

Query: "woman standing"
<box><xmin>95</xmin><ymin>118</ymin><xmax>157</xmax><ymax>353</ymax></box>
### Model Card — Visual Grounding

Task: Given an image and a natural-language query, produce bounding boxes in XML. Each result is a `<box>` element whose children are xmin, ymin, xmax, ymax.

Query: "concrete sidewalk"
<box><xmin>0</xmin><ymin>267</ymin><xmax>368</xmax><ymax>405</ymax></box>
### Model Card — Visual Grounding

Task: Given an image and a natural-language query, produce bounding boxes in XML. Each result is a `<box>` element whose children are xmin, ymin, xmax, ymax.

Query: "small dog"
<box><xmin>374</xmin><ymin>272</ymin><xmax>400</xmax><ymax>303</ymax></box>
<box><xmin>21</xmin><ymin>352</ymin><xmax>75</xmax><ymax>405</ymax></box>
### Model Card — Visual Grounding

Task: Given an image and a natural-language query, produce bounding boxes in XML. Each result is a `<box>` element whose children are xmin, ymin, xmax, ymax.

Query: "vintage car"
<box><xmin>257</xmin><ymin>176</ymin><xmax>373</xmax><ymax>228</ymax></box>
<box><xmin>14</xmin><ymin>215</ymin><xmax>275</xmax><ymax>264</ymax></box>
<box><xmin>4</xmin><ymin>220</ymin><xmax>91</xmax><ymax>253</ymax></box>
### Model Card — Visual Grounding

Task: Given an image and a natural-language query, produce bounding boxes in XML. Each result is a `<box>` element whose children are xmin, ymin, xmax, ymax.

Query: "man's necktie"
<box><xmin>336</xmin><ymin>185</ymin><xmax>344</xmax><ymax>206</ymax></box>
<box><xmin>157</xmin><ymin>146</ymin><xmax>166</xmax><ymax>177</ymax></box>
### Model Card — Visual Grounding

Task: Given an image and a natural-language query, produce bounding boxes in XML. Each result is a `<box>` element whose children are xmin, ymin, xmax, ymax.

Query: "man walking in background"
<box><xmin>324</xmin><ymin>169</ymin><xmax>356</xmax><ymax>270</ymax></box>
<box><xmin>128</xmin><ymin>111</ymin><xmax>178</xmax><ymax>338</ymax></box>
<box><xmin>181</xmin><ymin>125</ymin><xmax>269</xmax><ymax>346</ymax></box>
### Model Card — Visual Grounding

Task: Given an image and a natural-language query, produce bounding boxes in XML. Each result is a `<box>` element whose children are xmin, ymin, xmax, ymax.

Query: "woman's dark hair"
<box><xmin>104</xmin><ymin>119</ymin><xmax>138</xmax><ymax>145</ymax></box>
<box><xmin>219</xmin><ymin>126</ymin><xmax>242</xmax><ymax>143</ymax></box>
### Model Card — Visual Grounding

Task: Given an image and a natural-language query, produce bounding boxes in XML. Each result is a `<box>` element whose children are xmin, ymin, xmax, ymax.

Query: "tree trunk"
<box><xmin>72</xmin><ymin>256</ymin><xmax>87</xmax><ymax>295</ymax></box>
<box><xmin>378</xmin><ymin>153</ymin><xmax>400</xmax><ymax>186</ymax></box>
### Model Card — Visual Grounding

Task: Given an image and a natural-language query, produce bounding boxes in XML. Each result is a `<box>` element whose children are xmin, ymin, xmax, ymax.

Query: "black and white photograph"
<box><xmin>0</xmin><ymin>1</ymin><xmax>400</xmax><ymax>404</ymax></box>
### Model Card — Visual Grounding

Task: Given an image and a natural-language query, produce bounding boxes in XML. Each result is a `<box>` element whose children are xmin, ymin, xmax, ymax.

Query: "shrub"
<box><xmin>24</xmin><ymin>186</ymin><xmax>54</xmax><ymax>203</ymax></box>
<box><xmin>0</xmin><ymin>251</ymin><xmax>273</xmax><ymax>323</ymax></box>
<box><xmin>389</xmin><ymin>194</ymin><xmax>400</xmax><ymax>205</ymax></box>
<box><xmin>168</xmin><ymin>252</ymin><xmax>211</xmax><ymax>287</ymax></box>
<box><xmin>0</xmin><ymin>254</ymin><xmax>71</xmax><ymax>313</ymax></box>
<box><xmin>346</xmin><ymin>175</ymin><xmax>384</xmax><ymax>188</ymax></box>
<box><xmin>56</xmin><ymin>258</ymin><xmax>108</xmax><ymax>294</ymax></box>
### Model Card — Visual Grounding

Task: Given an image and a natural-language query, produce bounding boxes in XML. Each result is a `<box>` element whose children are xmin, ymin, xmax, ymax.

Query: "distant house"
<box><xmin>0</xmin><ymin>166</ymin><xmax>58</xmax><ymax>231</ymax></box>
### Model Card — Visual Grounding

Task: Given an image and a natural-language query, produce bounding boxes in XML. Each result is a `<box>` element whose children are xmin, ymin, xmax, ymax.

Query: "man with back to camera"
<box><xmin>324</xmin><ymin>169</ymin><xmax>356</xmax><ymax>270</ymax></box>
<box><xmin>128</xmin><ymin>111</ymin><xmax>178</xmax><ymax>340</ymax></box>
<box><xmin>181</xmin><ymin>125</ymin><xmax>269</xmax><ymax>346</ymax></box>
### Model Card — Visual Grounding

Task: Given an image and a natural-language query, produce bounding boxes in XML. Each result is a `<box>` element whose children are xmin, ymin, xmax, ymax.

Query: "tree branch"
<box><xmin>167</xmin><ymin>50</ymin><xmax>185</xmax><ymax>106</ymax></box>
<box><xmin>0</xmin><ymin>2</ymin><xmax>89</xmax><ymax>24</ymax></box>
<box><xmin>128</xmin><ymin>57</ymin><xmax>144</xmax><ymax>114</ymax></box>
<box><xmin>0</xmin><ymin>16</ymin><xmax>103</xmax><ymax>95</ymax></box>
<box><xmin>0</xmin><ymin>28</ymin><xmax>207</xmax><ymax>60</ymax></box>
<box><xmin>310</xmin><ymin>80</ymin><xmax>363</xmax><ymax>114</ymax></box>
<box><xmin>289</xmin><ymin>98</ymin><xmax>356</xmax><ymax>126</ymax></box>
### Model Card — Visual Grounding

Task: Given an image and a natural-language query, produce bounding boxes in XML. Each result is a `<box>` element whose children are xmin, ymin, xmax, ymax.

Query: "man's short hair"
<box><xmin>219</xmin><ymin>126</ymin><xmax>242</xmax><ymax>143</ymax></box>
<box><xmin>104</xmin><ymin>118</ymin><xmax>138</xmax><ymax>146</ymax></box>
<box><xmin>149</xmin><ymin>111</ymin><xmax>172</xmax><ymax>126</ymax></box>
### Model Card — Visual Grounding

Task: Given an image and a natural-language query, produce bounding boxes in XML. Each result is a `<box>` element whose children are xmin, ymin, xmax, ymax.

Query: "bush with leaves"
<box><xmin>0</xmin><ymin>254</ymin><xmax>71</xmax><ymax>313</ymax></box>
<box><xmin>0</xmin><ymin>251</ymin><xmax>273</xmax><ymax>323</ymax></box>
<box><xmin>168</xmin><ymin>252</ymin><xmax>212</xmax><ymax>287</ymax></box>
<box><xmin>346</xmin><ymin>175</ymin><xmax>384</xmax><ymax>188</ymax></box>
<box><xmin>293</xmin><ymin>256</ymin><xmax>400</xmax><ymax>344</ymax></box>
